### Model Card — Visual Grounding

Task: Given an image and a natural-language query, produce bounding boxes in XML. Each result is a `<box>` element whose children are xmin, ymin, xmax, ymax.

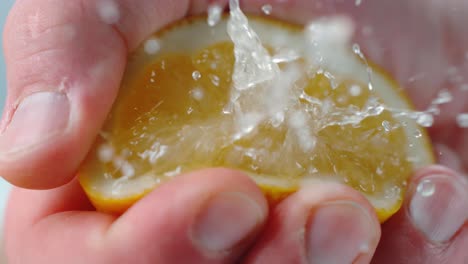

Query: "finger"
<box><xmin>244</xmin><ymin>182</ymin><xmax>381</xmax><ymax>264</ymax></box>
<box><xmin>1</xmin><ymin>0</ymin><xmax>124</xmax><ymax>188</ymax></box>
<box><xmin>0</xmin><ymin>0</ymin><xmax>221</xmax><ymax>189</ymax></box>
<box><xmin>372</xmin><ymin>166</ymin><xmax>468</xmax><ymax>264</ymax></box>
<box><xmin>5</xmin><ymin>169</ymin><xmax>268</xmax><ymax>264</ymax></box>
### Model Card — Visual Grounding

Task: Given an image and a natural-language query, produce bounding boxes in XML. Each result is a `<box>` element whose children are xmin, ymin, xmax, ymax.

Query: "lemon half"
<box><xmin>78</xmin><ymin>15</ymin><xmax>434</xmax><ymax>222</ymax></box>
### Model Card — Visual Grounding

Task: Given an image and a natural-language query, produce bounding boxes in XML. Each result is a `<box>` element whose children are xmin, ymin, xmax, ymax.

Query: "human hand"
<box><xmin>2</xmin><ymin>1</ymin><xmax>467</xmax><ymax>263</ymax></box>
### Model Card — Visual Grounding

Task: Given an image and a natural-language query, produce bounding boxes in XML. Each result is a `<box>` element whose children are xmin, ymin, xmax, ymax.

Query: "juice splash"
<box><xmin>78</xmin><ymin>0</ymin><xmax>435</xmax><ymax>221</ymax></box>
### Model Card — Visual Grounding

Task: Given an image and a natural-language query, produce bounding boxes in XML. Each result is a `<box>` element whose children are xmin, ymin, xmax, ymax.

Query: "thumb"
<box><xmin>6</xmin><ymin>169</ymin><xmax>268</xmax><ymax>263</ymax></box>
<box><xmin>0</xmin><ymin>0</ymin><xmax>190</xmax><ymax>189</ymax></box>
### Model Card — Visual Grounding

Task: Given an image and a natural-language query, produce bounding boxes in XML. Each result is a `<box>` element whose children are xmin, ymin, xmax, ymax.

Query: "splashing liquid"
<box><xmin>82</xmin><ymin>0</ymin><xmax>435</xmax><ymax>206</ymax></box>
<box><xmin>207</xmin><ymin>4</ymin><xmax>223</xmax><ymax>26</ymax></box>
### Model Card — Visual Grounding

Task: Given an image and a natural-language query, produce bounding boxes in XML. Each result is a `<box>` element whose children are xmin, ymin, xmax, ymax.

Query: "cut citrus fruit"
<box><xmin>78</xmin><ymin>13</ymin><xmax>434</xmax><ymax>222</ymax></box>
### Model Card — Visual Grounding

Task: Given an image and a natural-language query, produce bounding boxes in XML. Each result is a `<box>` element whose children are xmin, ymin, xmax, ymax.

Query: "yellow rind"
<box><xmin>80</xmin><ymin>174</ymin><xmax>413</xmax><ymax>222</ymax></box>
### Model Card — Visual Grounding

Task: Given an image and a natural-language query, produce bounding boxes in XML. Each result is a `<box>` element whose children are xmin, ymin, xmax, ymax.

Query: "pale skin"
<box><xmin>1</xmin><ymin>0</ymin><xmax>467</xmax><ymax>263</ymax></box>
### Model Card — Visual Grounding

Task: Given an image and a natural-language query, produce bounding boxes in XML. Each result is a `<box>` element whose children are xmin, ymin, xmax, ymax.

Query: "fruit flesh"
<box><xmin>78</xmin><ymin>16</ymin><xmax>433</xmax><ymax>222</ymax></box>
<box><xmin>82</xmin><ymin>43</ymin><xmax>409</xmax><ymax>210</ymax></box>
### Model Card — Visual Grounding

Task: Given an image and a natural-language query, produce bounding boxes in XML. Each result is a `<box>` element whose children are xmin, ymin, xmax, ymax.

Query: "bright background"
<box><xmin>0</xmin><ymin>0</ymin><xmax>15</xmax><ymax>262</ymax></box>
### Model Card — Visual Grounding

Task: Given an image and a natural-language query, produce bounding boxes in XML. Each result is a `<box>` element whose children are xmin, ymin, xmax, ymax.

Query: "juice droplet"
<box><xmin>349</xmin><ymin>85</ymin><xmax>362</xmax><ymax>96</ymax></box>
<box><xmin>416</xmin><ymin>113</ymin><xmax>434</xmax><ymax>128</ymax></box>
<box><xmin>414</xmin><ymin>130</ymin><xmax>422</xmax><ymax>138</ymax></box>
<box><xmin>98</xmin><ymin>144</ymin><xmax>114</xmax><ymax>163</ymax></box>
<box><xmin>456</xmin><ymin>113</ymin><xmax>468</xmax><ymax>128</ymax></box>
<box><xmin>96</xmin><ymin>0</ymin><xmax>120</xmax><ymax>25</ymax></box>
<box><xmin>262</xmin><ymin>4</ymin><xmax>273</xmax><ymax>15</ymax></box>
<box><xmin>209</xmin><ymin>74</ymin><xmax>220</xmax><ymax>86</ymax></box>
<box><xmin>144</xmin><ymin>38</ymin><xmax>161</xmax><ymax>54</ymax></box>
<box><xmin>432</xmin><ymin>89</ymin><xmax>453</xmax><ymax>105</ymax></box>
<box><xmin>191</xmin><ymin>88</ymin><xmax>205</xmax><ymax>101</ymax></box>
<box><xmin>113</xmin><ymin>157</ymin><xmax>135</xmax><ymax>180</ymax></box>
<box><xmin>352</xmin><ymin>43</ymin><xmax>374</xmax><ymax>91</ymax></box>
<box><xmin>416</xmin><ymin>179</ymin><xmax>435</xmax><ymax>197</ymax></box>
<box><xmin>376</xmin><ymin>166</ymin><xmax>383</xmax><ymax>175</ymax></box>
<box><xmin>352</xmin><ymin>43</ymin><xmax>361</xmax><ymax>54</ymax></box>
<box><xmin>192</xmin><ymin>71</ymin><xmax>202</xmax><ymax>81</ymax></box>
<box><xmin>207</xmin><ymin>4</ymin><xmax>223</xmax><ymax>26</ymax></box>
<box><xmin>382</xmin><ymin>120</ymin><xmax>392</xmax><ymax>132</ymax></box>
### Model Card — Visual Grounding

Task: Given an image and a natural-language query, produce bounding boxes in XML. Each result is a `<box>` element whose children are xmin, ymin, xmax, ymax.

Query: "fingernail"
<box><xmin>192</xmin><ymin>192</ymin><xmax>265</xmax><ymax>252</ymax></box>
<box><xmin>306</xmin><ymin>201</ymin><xmax>378</xmax><ymax>264</ymax></box>
<box><xmin>0</xmin><ymin>92</ymin><xmax>70</xmax><ymax>155</ymax></box>
<box><xmin>409</xmin><ymin>175</ymin><xmax>468</xmax><ymax>243</ymax></box>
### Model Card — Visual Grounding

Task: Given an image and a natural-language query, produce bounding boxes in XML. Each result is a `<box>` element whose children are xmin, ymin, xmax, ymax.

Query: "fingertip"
<box><xmin>299</xmin><ymin>183</ymin><xmax>381</xmax><ymax>264</ymax></box>
<box><xmin>372</xmin><ymin>166</ymin><xmax>468</xmax><ymax>263</ymax></box>
<box><xmin>108</xmin><ymin>168</ymin><xmax>268</xmax><ymax>263</ymax></box>
<box><xmin>245</xmin><ymin>182</ymin><xmax>381</xmax><ymax>264</ymax></box>
<box><xmin>0</xmin><ymin>0</ymin><xmax>128</xmax><ymax>190</ymax></box>
<box><xmin>406</xmin><ymin>166</ymin><xmax>468</xmax><ymax>243</ymax></box>
<box><xmin>306</xmin><ymin>201</ymin><xmax>379</xmax><ymax>264</ymax></box>
<box><xmin>0</xmin><ymin>138</ymin><xmax>79</xmax><ymax>190</ymax></box>
<box><xmin>0</xmin><ymin>98</ymin><xmax>88</xmax><ymax>190</ymax></box>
